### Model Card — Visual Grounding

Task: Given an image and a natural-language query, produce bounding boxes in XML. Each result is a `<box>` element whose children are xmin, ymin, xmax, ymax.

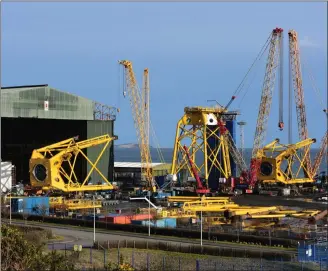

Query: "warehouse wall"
<box><xmin>1</xmin><ymin>86</ymin><xmax>94</xmax><ymax>120</ymax></box>
<box><xmin>86</xmin><ymin>120</ymin><xmax>114</xmax><ymax>184</ymax></box>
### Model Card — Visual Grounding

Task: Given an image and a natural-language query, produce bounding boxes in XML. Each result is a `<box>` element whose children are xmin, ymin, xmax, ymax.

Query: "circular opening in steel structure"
<box><xmin>260</xmin><ymin>162</ymin><xmax>273</xmax><ymax>176</ymax></box>
<box><xmin>33</xmin><ymin>164</ymin><xmax>47</xmax><ymax>182</ymax></box>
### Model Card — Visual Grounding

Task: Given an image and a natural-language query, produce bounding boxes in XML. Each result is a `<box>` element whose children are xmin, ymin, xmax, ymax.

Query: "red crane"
<box><xmin>183</xmin><ymin>145</ymin><xmax>210</xmax><ymax>194</ymax></box>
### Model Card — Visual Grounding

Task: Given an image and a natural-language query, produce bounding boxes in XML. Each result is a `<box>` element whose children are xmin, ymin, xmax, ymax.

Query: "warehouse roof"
<box><xmin>1</xmin><ymin>84</ymin><xmax>116</xmax><ymax>121</ymax></box>
<box><xmin>114</xmin><ymin>162</ymin><xmax>164</xmax><ymax>168</ymax></box>
<box><xmin>1</xmin><ymin>84</ymin><xmax>49</xmax><ymax>90</ymax></box>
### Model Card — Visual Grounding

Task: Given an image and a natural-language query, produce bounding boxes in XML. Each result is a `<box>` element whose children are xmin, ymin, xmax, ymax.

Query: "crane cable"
<box><xmin>117</xmin><ymin>63</ymin><xmax>122</xmax><ymax>112</ymax></box>
<box><xmin>237</xmin><ymin>36</ymin><xmax>272</xmax><ymax>108</ymax></box>
<box><xmin>133</xmin><ymin>69</ymin><xmax>165</xmax><ymax>164</ymax></box>
<box><xmin>302</xmin><ymin>57</ymin><xmax>327</xmax><ymax>110</ymax></box>
<box><xmin>233</xmin><ymin>32</ymin><xmax>272</xmax><ymax>98</ymax></box>
<box><xmin>150</xmin><ymin>120</ymin><xmax>166</xmax><ymax>164</ymax></box>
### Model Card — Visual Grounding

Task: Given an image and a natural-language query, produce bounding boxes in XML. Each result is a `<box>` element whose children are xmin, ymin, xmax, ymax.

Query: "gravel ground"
<box><xmin>104</xmin><ymin>195</ymin><xmax>328</xmax><ymax>212</ymax></box>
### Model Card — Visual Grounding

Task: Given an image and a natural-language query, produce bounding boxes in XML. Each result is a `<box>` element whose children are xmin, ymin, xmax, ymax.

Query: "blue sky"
<box><xmin>1</xmin><ymin>2</ymin><xmax>327</xmax><ymax>148</ymax></box>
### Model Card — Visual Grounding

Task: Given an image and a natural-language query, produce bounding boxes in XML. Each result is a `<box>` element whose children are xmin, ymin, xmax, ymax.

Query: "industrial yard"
<box><xmin>1</xmin><ymin>2</ymin><xmax>327</xmax><ymax>271</ymax></box>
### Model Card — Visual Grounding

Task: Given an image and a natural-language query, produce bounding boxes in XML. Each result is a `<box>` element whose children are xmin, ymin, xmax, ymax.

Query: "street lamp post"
<box><xmin>129</xmin><ymin>196</ymin><xmax>159</xmax><ymax>238</ymax></box>
<box><xmin>148</xmin><ymin>191</ymin><xmax>151</xmax><ymax>237</ymax></box>
<box><xmin>93</xmin><ymin>195</ymin><xmax>96</xmax><ymax>244</ymax></box>
<box><xmin>200</xmin><ymin>208</ymin><xmax>203</xmax><ymax>247</ymax></box>
<box><xmin>200</xmin><ymin>197</ymin><xmax>203</xmax><ymax>247</ymax></box>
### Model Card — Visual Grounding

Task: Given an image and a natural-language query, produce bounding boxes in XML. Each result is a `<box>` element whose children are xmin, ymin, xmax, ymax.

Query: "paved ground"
<box><xmin>233</xmin><ymin>195</ymin><xmax>328</xmax><ymax>210</ymax></box>
<box><xmin>8</xmin><ymin>220</ymin><xmax>296</xmax><ymax>255</ymax></box>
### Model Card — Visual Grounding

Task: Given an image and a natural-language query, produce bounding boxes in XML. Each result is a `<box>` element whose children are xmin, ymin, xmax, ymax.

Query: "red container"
<box><xmin>105</xmin><ymin>213</ymin><xmax>153</xmax><ymax>224</ymax></box>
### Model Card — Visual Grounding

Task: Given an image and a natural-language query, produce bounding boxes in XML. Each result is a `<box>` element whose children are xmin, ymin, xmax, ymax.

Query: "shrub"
<box><xmin>1</xmin><ymin>224</ymin><xmax>76</xmax><ymax>271</ymax></box>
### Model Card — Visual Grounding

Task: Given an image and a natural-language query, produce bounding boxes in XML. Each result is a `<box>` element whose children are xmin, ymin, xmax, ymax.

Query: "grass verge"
<box><xmin>51</xmin><ymin>247</ymin><xmax>319</xmax><ymax>271</ymax></box>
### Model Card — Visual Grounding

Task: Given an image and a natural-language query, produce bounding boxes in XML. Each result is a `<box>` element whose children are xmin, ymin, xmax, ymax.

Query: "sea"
<box><xmin>115</xmin><ymin>147</ymin><xmax>328</xmax><ymax>174</ymax></box>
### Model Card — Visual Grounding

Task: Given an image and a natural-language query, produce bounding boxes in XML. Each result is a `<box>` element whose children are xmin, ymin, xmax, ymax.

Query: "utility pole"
<box><xmin>93</xmin><ymin>195</ymin><xmax>96</xmax><ymax>244</ymax></box>
<box><xmin>237</xmin><ymin>121</ymin><xmax>247</xmax><ymax>161</ymax></box>
<box><xmin>200</xmin><ymin>197</ymin><xmax>203</xmax><ymax>247</ymax></box>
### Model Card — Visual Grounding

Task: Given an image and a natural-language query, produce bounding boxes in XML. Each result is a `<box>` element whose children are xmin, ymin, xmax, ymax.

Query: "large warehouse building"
<box><xmin>1</xmin><ymin>84</ymin><xmax>117</xmax><ymax>186</ymax></box>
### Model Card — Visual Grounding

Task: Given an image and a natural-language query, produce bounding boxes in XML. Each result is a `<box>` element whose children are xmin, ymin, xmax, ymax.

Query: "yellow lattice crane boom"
<box><xmin>29</xmin><ymin>134</ymin><xmax>118</xmax><ymax>192</ymax></box>
<box><xmin>118</xmin><ymin>60</ymin><xmax>156</xmax><ymax>192</ymax></box>
<box><xmin>288</xmin><ymin>30</ymin><xmax>312</xmax><ymax>175</ymax></box>
<box><xmin>250</xmin><ymin>27</ymin><xmax>284</xmax><ymax>188</ymax></box>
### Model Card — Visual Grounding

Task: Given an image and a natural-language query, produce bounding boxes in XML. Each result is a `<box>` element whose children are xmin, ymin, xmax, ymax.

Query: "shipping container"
<box><xmin>105</xmin><ymin>213</ymin><xmax>153</xmax><ymax>224</ymax></box>
<box><xmin>98</xmin><ymin>215</ymin><xmax>106</xmax><ymax>222</ymax></box>
<box><xmin>86</xmin><ymin>214</ymin><xmax>103</xmax><ymax>221</ymax></box>
<box><xmin>12</xmin><ymin>196</ymin><xmax>50</xmax><ymax>215</ymax></box>
<box><xmin>131</xmin><ymin>218</ymin><xmax>177</xmax><ymax>228</ymax></box>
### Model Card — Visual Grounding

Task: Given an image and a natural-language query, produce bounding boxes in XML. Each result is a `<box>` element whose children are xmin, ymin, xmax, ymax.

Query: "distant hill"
<box><xmin>116</xmin><ymin>143</ymin><xmax>154</xmax><ymax>149</ymax></box>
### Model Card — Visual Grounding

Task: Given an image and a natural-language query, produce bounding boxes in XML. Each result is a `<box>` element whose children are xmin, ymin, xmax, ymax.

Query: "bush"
<box><xmin>1</xmin><ymin>224</ymin><xmax>76</xmax><ymax>271</ymax></box>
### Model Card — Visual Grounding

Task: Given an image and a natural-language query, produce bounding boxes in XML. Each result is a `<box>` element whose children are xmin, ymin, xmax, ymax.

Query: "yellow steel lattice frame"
<box><xmin>288</xmin><ymin>30</ymin><xmax>312</xmax><ymax>174</ymax></box>
<box><xmin>171</xmin><ymin>107</ymin><xmax>231</xmax><ymax>186</ymax></box>
<box><xmin>258</xmin><ymin>138</ymin><xmax>316</xmax><ymax>184</ymax></box>
<box><xmin>29</xmin><ymin>134</ymin><xmax>118</xmax><ymax>192</ymax></box>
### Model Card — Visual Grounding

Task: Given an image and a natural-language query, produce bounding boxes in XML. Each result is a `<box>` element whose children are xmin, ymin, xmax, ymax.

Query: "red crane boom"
<box><xmin>183</xmin><ymin>145</ymin><xmax>210</xmax><ymax>194</ymax></box>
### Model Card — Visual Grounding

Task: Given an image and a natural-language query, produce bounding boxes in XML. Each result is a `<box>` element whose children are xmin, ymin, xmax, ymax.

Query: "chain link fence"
<box><xmin>49</xmin><ymin>242</ymin><xmax>325</xmax><ymax>271</ymax></box>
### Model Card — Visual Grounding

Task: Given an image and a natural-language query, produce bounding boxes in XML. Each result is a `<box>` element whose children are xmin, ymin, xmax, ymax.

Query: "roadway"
<box><xmin>7</xmin><ymin>220</ymin><xmax>297</xmax><ymax>255</ymax></box>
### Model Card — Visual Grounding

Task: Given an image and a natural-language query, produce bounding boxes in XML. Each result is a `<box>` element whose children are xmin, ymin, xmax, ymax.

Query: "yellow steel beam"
<box><xmin>170</xmin><ymin>107</ymin><xmax>232</xmax><ymax>185</ymax></box>
<box><xmin>30</xmin><ymin>134</ymin><xmax>117</xmax><ymax>192</ymax></box>
<box><xmin>258</xmin><ymin>138</ymin><xmax>316</xmax><ymax>184</ymax></box>
<box><xmin>249</xmin><ymin>214</ymin><xmax>286</xmax><ymax>218</ymax></box>
<box><xmin>167</xmin><ymin>196</ymin><xmax>230</xmax><ymax>202</ymax></box>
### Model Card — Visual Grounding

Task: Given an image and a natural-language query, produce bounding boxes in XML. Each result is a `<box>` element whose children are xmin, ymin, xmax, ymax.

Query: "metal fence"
<box><xmin>49</xmin><ymin>242</ymin><xmax>325</xmax><ymax>271</ymax></box>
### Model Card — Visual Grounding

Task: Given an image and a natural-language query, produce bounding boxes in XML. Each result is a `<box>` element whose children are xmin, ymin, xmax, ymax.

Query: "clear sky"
<box><xmin>1</xmin><ymin>2</ymin><xmax>327</xmax><ymax>148</ymax></box>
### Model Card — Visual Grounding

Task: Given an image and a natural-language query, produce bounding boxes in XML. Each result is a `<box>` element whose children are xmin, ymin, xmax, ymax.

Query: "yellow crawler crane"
<box><xmin>169</xmin><ymin>106</ymin><xmax>232</xmax><ymax>188</ymax></box>
<box><xmin>119</xmin><ymin>60</ymin><xmax>156</xmax><ymax>192</ymax></box>
<box><xmin>29</xmin><ymin>134</ymin><xmax>118</xmax><ymax>192</ymax></box>
<box><xmin>258</xmin><ymin>138</ymin><xmax>316</xmax><ymax>184</ymax></box>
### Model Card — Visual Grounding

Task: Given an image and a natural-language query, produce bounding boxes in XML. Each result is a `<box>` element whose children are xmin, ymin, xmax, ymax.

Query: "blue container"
<box><xmin>14</xmin><ymin>197</ymin><xmax>50</xmax><ymax>215</ymax></box>
<box><xmin>11</xmin><ymin>198</ymin><xmax>23</xmax><ymax>213</ymax></box>
<box><xmin>131</xmin><ymin>218</ymin><xmax>177</xmax><ymax>228</ymax></box>
<box><xmin>161</xmin><ymin>218</ymin><xmax>177</xmax><ymax>228</ymax></box>
<box><xmin>131</xmin><ymin>220</ymin><xmax>145</xmax><ymax>226</ymax></box>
